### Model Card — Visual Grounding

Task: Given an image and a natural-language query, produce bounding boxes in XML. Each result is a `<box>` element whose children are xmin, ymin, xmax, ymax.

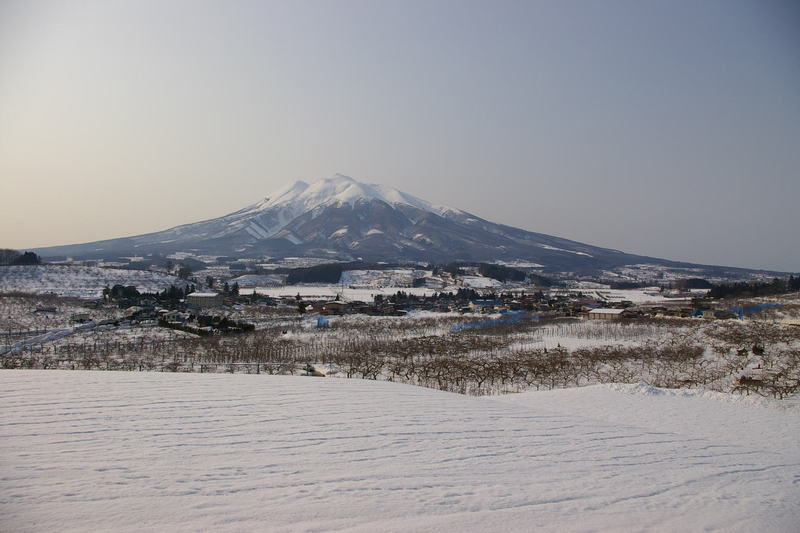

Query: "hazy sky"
<box><xmin>1</xmin><ymin>0</ymin><xmax>798</xmax><ymax>271</ymax></box>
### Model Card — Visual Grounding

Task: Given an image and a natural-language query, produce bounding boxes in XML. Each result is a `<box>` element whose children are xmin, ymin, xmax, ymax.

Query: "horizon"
<box><xmin>1</xmin><ymin>1</ymin><xmax>798</xmax><ymax>272</ymax></box>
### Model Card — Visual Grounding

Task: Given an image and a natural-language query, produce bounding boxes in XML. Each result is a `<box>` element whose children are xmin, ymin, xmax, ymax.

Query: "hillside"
<box><xmin>32</xmin><ymin>175</ymin><xmax>781</xmax><ymax>278</ymax></box>
<box><xmin>0</xmin><ymin>265</ymin><xmax>190</xmax><ymax>298</ymax></box>
<box><xmin>1</xmin><ymin>370</ymin><xmax>797</xmax><ymax>532</ymax></box>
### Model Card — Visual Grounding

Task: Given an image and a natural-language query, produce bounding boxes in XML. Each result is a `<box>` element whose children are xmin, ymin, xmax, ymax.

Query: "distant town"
<box><xmin>2</xmin><ymin>250</ymin><xmax>798</xmax><ymax>402</ymax></box>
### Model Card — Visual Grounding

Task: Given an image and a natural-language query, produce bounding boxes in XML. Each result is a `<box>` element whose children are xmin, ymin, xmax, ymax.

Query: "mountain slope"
<box><xmin>30</xmin><ymin>174</ymin><xmax>766</xmax><ymax>275</ymax></box>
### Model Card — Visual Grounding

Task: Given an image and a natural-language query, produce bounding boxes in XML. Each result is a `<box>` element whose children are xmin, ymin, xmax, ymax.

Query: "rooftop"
<box><xmin>588</xmin><ymin>308</ymin><xmax>626</xmax><ymax>315</ymax></box>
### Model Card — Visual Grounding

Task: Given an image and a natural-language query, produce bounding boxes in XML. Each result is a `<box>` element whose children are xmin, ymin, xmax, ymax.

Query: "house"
<box><xmin>318</xmin><ymin>301</ymin><xmax>348</xmax><ymax>315</ymax></box>
<box><xmin>186</xmin><ymin>292</ymin><xmax>223</xmax><ymax>309</ymax></box>
<box><xmin>160</xmin><ymin>310</ymin><xmax>189</xmax><ymax>323</ymax></box>
<box><xmin>587</xmin><ymin>308</ymin><xmax>627</xmax><ymax>321</ymax></box>
<box><xmin>468</xmin><ymin>299</ymin><xmax>503</xmax><ymax>313</ymax></box>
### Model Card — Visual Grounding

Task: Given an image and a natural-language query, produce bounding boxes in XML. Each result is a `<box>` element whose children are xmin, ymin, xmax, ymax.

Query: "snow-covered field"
<box><xmin>1</xmin><ymin>371</ymin><xmax>798</xmax><ymax>532</ymax></box>
<box><xmin>339</xmin><ymin>269</ymin><xmax>430</xmax><ymax>287</ymax></box>
<box><xmin>551</xmin><ymin>287</ymin><xmax>693</xmax><ymax>304</ymax></box>
<box><xmin>461</xmin><ymin>275</ymin><xmax>502</xmax><ymax>289</ymax></box>
<box><xmin>227</xmin><ymin>274</ymin><xmax>284</xmax><ymax>287</ymax></box>
<box><xmin>0</xmin><ymin>265</ymin><xmax>188</xmax><ymax>298</ymax></box>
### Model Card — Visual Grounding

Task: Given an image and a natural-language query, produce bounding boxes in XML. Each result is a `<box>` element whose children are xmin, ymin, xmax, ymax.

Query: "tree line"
<box><xmin>709</xmin><ymin>276</ymin><xmax>800</xmax><ymax>299</ymax></box>
<box><xmin>0</xmin><ymin>250</ymin><xmax>42</xmax><ymax>266</ymax></box>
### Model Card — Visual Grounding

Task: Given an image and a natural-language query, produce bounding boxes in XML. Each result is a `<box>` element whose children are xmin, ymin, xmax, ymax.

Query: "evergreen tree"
<box><xmin>12</xmin><ymin>251</ymin><xmax>41</xmax><ymax>265</ymax></box>
<box><xmin>177</xmin><ymin>265</ymin><xmax>192</xmax><ymax>280</ymax></box>
<box><xmin>0</xmin><ymin>249</ymin><xmax>21</xmax><ymax>265</ymax></box>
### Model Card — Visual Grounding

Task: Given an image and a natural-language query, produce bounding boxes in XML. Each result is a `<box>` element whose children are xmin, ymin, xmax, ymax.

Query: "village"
<box><xmin>3</xmin><ymin>268</ymin><xmax>794</xmax><ymax>352</ymax></box>
<box><xmin>88</xmin><ymin>280</ymin><xmax>762</xmax><ymax>333</ymax></box>
<box><xmin>1</xmin><ymin>270</ymin><xmax>797</xmax><ymax>400</ymax></box>
<box><xmin>10</xmin><ymin>283</ymin><xmax>726</xmax><ymax>337</ymax></box>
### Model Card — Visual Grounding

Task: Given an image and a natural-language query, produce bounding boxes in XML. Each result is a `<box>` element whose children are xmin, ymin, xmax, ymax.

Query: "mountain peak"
<box><xmin>267</xmin><ymin>179</ymin><xmax>309</xmax><ymax>202</ymax></box>
<box><xmin>242</xmin><ymin>175</ymin><xmax>457</xmax><ymax>218</ymax></box>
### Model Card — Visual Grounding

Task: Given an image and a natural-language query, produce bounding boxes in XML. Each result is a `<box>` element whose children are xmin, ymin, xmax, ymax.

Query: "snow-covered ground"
<box><xmin>0</xmin><ymin>265</ymin><xmax>188</xmax><ymax>298</ymax></box>
<box><xmin>609</xmin><ymin>264</ymin><xmax>780</xmax><ymax>284</ymax></box>
<box><xmin>339</xmin><ymin>269</ymin><xmax>430</xmax><ymax>288</ymax></box>
<box><xmin>505</xmin><ymin>320</ymin><xmax>667</xmax><ymax>351</ymax></box>
<box><xmin>461</xmin><ymin>275</ymin><xmax>502</xmax><ymax>289</ymax></box>
<box><xmin>227</xmin><ymin>274</ymin><xmax>284</xmax><ymax>287</ymax></box>
<box><xmin>551</xmin><ymin>287</ymin><xmax>692</xmax><ymax>304</ymax></box>
<box><xmin>1</xmin><ymin>371</ymin><xmax>797</xmax><ymax>532</ymax></box>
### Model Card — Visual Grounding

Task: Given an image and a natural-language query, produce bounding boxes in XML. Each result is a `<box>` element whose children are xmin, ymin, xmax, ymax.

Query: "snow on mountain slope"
<box><xmin>244</xmin><ymin>176</ymin><xmax>461</xmax><ymax>247</ymax></box>
<box><xmin>1</xmin><ymin>370</ymin><xmax>798</xmax><ymax>533</ymax></box>
<box><xmin>220</xmin><ymin>174</ymin><xmax>459</xmax><ymax>244</ymax></box>
<box><xmin>241</xmin><ymin>174</ymin><xmax>458</xmax><ymax>218</ymax></box>
<box><xmin>30</xmin><ymin>174</ymin><xmax>789</xmax><ymax>278</ymax></box>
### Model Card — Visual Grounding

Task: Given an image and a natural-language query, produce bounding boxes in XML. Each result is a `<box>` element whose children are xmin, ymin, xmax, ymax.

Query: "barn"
<box><xmin>186</xmin><ymin>292</ymin><xmax>223</xmax><ymax>309</ymax></box>
<box><xmin>587</xmin><ymin>308</ymin><xmax>627</xmax><ymax>321</ymax></box>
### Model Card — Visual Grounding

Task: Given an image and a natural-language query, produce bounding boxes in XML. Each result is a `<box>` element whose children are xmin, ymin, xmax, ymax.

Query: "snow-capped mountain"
<box><xmin>30</xmin><ymin>174</ymin><xmax>759</xmax><ymax>274</ymax></box>
<box><xmin>197</xmin><ymin>174</ymin><xmax>462</xmax><ymax>246</ymax></box>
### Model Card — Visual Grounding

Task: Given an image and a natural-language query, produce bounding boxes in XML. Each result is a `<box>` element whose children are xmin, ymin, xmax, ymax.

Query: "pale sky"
<box><xmin>1</xmin><ymin>0</ymin><xmax>798</xmax><ymax>271</ymax></box>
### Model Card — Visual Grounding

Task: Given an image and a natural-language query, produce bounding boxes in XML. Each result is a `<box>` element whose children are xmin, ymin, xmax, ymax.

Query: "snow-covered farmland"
<box><xmin>4</xmin><ymin>295</ymin><xmax>799</xmax><ymax>397</ymax></box>
<box><xmin>339</xmin><ymin>268</ymin><xmax>429</xmax><ymax>287</ymax></box>
<box><xmin>227</xmin><ymin>274</ymin><xmax>283</xmax><ymax>287</ymax></box>
<box><xmin>0</xmin><ymin>370</ymin><xmax>797</xmax><ymax>532</ymax></box>
<box><xmin>0</xmin><ymin>293</ymin><xmax>121</xmax><ymax>331</ymax></box>
<box><xmin>551</xmin><ymin>287</ymin><xmax>692</xmax><ymax>304</ymax></box>
<box><xmin>461</xmin><ymin>275</ymin><xmax>502</xmax><ymax>289</ymax></box>
<box><xmin>0</xmin><ymin>265</ymin><xmax>188</xmax><ymax>298</ymax></box>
